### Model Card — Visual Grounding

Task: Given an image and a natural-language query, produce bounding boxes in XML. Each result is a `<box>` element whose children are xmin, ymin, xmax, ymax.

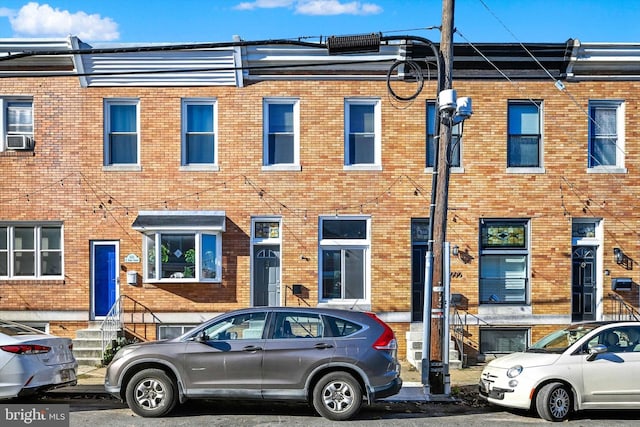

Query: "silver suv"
<box><xmin>105</xmin><ymin>307</ymin><xmax>402</xmax><ymax>420</ymax></box>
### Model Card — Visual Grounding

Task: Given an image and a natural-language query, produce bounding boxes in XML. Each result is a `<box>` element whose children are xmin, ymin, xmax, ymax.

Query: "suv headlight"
<box><xmin>507</xmin><ymin>365</ymin><xmax>523</xmax><ymax>378</ymax></box>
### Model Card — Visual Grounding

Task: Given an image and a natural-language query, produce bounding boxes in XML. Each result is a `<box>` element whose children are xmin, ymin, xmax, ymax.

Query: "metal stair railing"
<box><xmin>100</xmin><ymin>294</ymin><xmax>163</xmax><ymax>355</ymax></box>
<box><xmin>607</xmin><ymin>293</ymin><xmax>640</xmax><ymax>321</ymax></box>
<box><xmin>450</xmin><ymin>305</ymin><xmax>490</xmax><ymax>367</ymax></box>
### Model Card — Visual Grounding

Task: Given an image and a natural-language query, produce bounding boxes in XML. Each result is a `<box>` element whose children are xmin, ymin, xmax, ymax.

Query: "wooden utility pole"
<box><xmin>429</xmin><ymin>0</ymin><xmax>455</xmax><ymax>393</ymax></box>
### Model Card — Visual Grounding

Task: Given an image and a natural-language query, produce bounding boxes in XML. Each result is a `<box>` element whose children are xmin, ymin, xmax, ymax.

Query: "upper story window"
<box><xmin>263</xmin><ymin>98</ymin><xmax>300</xmax><ymax>171</ymax></box>
<box><xmin>319</xmin><ymin>216</ymin><xmax>370</xmax><ymax>303</ymax></box>
<box><xmin>182</xmin><ymin>99</ymin><xmax>217</xmax><ymax>168</ymax></box>
<box><xmin>479</xmin><ymin>219</ymin><xmax>529</xmax><ymax>305</ymax></box>
<box><xmin>588</xmin><ymin>100</ymin><xmax>625</xmax><ymax>172</ymax></box>
<box><xmin>507</xmin><ymin>100</ymin><xmax>543</xmax><ymax>169</ymax></box>
<box><xmin>1</xmin><ymin>98</ymin><xmax>34</xmax><ymax>151</ymax></box>
<box><xmin>344</xmin><ymin>98</ymin><xmax>381</xmax><ymax>170</ymax></box>
<box><xmin>426</xmin><ymin>100</ymin><xmax>461</xmax><ymax>168</ymax></box>
<box><xmin>0</xmin><ymin>224</ymin><xmax>63</xmax><ymax>279</ymax></box>
<box><xmin>104</xmin><ymin>99</ymin><xmax>139</xmax><ymax>167</ymax></box>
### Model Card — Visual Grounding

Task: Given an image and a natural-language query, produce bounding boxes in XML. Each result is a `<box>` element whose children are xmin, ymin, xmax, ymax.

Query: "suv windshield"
<box><xmin>527</xmin><ymin>323</ymin><xmax>600</xmax><ymax>353</ymax></box>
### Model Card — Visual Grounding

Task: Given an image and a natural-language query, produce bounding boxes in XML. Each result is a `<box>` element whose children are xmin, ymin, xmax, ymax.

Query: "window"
<box><xmin>1</xmin><ymin>98</ymin><xmax>33</xmax><ymax>151</ymax></box>
<box><xmin>182</xmin><ymin>99</ymin><xmax>217</xmax><ymax>167</ymax></box>
<box><xmin>273</xmin><ymin>312</ymin><xmax>323</xmax><ymax>339</ymax></box>
<box><xmin>480</xmin><ymin>328</ymin><xmax>528</xmax><ymax>354</ymax></box>
<box><xmin>104</xmin><ymin>99</ymin><xmax>139</xmax><ymax>166</ymax></box>
<box><xmin>588</xmin><ymin>100</ymin><xmax>625</xmax><ymax>171</ymax></box>
<box><xmin>198</xmin><ymin>311</ymin><xmax>267</xmax><ymax>341</ymax></box>
<box><xmin>508</xmin><ymin>101</ymin><xmax>542</xmax><ymax>168</ymax></box>
<box><xmin>426</xmin><ymin>100</ymin><xmax>461</xmax><ymax>168</ymax></box>
<box><xmin>144</xmin><ymin>231</ymin><xmax>221</xmax><ymax>282</ymax></box>
<box><xmin>158</xmin><ymin>324</ymin><xmax>197</xmax><ymax>340</ymax></box>
<box><xmin>479</xmin><ymin>220</ymin><xmax>529</xmax><ymax>304</ymax></box>
<box><xmin>344</xmin><ymin>99</ymin><xmax>381</xmax><ymax>169</ymax></box>
<box><xmin>0</xmin><ymin>224</ymin><xmax>63</xmax><ymax>278</ymax></box>
<box><xmin>263</xmin><ymin>98</ymin><xmax>299</xmax><ymax>170</ymax></box>
<box><xmin>319</xmin><ymin>217</ymin><xmax>370</xmax><ymax>302</ymax></box>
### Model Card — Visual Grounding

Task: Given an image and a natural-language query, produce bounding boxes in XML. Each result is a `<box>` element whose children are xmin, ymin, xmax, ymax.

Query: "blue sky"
<box><xmin>0</xmin><ymin>0</ymin><xmax>637</xmax><ymax>45</ymax></box>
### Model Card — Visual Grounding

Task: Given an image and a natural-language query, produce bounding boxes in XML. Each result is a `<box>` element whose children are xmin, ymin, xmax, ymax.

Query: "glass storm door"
<box><xmin>253</xmin><ymin>245</ymin><xmax>280</xmax><ymax>307</ymax></box>
<box><xmin>572</xmin><ymin>246</ymin><xmax>596</xmax><ymax>322</ymax></box>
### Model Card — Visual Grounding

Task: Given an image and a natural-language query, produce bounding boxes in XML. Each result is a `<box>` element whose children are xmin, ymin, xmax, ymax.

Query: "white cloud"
<box><xmin>234</xmin><ymin>0</ymin><xmax>382</xmax><ymax>15</ymax></box>
<box><xmin>234</xmin><ymin>0</ymin><xmax>296</xmax><ymax>11</ymax></box>
<box><xmin>9</xmin><ymin>2</ymin><xmax>119</xmax><ymax>41</ymax></box>
<box><xmin>0</xmin><ymin>7</ymin><xmax>15</xmax><ymax>18</ymax></box>
<box><xmin>296</xmin><ymin>1</ymin><xmax>382</xmax><ymax>15</ymax></box>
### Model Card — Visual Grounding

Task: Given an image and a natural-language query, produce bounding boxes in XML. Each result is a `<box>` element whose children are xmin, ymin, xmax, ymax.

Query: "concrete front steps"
<box><xmin>405</xmin><ymin>322</ymin><xmax>463</xmax><ymax>372</ymax></box>
<box><xmin>72</xmin><ymin>321</ymin><xmax>108</xmax><ymax>367</ymax></box>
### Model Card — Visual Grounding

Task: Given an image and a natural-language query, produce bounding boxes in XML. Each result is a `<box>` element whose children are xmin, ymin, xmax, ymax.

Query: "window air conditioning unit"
<box><xmin>6</xmin><ymin>134</ymin><xmax>33</xmax><ymax>150</ymax></box>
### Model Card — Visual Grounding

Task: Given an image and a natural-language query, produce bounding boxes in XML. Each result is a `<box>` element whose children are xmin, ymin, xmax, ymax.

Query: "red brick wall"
<box><xmin>1</xmin><ymin>76</ymin><xmax>638</xmax><ymax>343</ymax></box>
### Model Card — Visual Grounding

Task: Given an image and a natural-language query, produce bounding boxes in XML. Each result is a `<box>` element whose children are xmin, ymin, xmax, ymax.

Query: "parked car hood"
<box><xmin>488</xmin><ymin>351</ymin><xmax>561</xmax><ymax>369</ymax></box>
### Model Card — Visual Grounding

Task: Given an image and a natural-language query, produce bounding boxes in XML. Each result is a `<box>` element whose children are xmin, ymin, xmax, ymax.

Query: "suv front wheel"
<box><xmin>125</xmin><ymin>368</ymin><xmax>177</xmax><ymax>417</ymax></box>
<box><xmin>312</xmin><ymin>372</ymin><xmax>363</xmax><ymax>421</ymax></box>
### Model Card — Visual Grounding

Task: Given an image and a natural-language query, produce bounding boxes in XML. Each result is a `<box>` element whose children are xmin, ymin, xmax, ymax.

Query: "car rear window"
<box><xmin>324</xmin><ymin>316</ymin><xmax>362</xmax><ymax>337</ymax></box>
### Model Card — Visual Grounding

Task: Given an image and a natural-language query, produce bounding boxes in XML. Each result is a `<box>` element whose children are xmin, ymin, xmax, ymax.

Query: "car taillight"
<box><xmin>0</xmin><ymin>344</ymin><xmax>51</xmax><ymax>355</ymax></box>
<box><xmin>365</xmin><ymin>312</ymin><xmax>398</xmax><ymax>351</ymax></box>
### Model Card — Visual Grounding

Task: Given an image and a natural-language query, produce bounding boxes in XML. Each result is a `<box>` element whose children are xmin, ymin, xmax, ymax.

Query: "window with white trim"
<box><xmin>426</xmin><ymin>100</ymin><xmax>461</xmax><ymax>168</ymax></box>
<box><xmin>344</xmin><ymin>99</ymin><xmax>381</xmax><ymax>169</ymax></box>
<box><xmin>319</xmin><ymin>217</ymin><xmax>370</xmax><ymax>302</ymax></box>
<box><xmin>182</xmin><ymin>99</ymin><xmax>217</xmax><ymax>167</ymax></box>
<box><xmin>263</xmin><ymin>98</ymin><xmax>300</xmax><ymax>170</ymax></box>
<box><xmin>0</xmin><ymin>224</ymin><xmax>63</xmax><ymax>278</ymax></box>
<box><xmin>1</xmin><ymin>97</ymin><xmax>34</xmax><ymax>151</ymax></box>
<box><xmin>104</xmin><ymin>99</ymin><xmax>139</xmax><ymax>166</ymax></box>
<box><xmin>144</xmin><ymin>231</ymin><xmax>221</xmax><ymax>282</ymax></box>
<box><xmin>588</xmin><ymin>100</ymin><xmax>625</xmax><ymax>171</ymax></box>
<box><xmin>158</xmin><ymin>324</ymin><xmax>197</xmax><ymax>340</ymax></box>
<box><xmin>480</xmin><ymin>328</ymin><xmax>528</xmax><ymax>354</ymax></box>
<box><xmin>479</xmin><ymin>219</ymin><xmax>529</xmax><ymax>304</ymax></box>
<box><xmin>508</xmin><ymin>100</ymin><xmax>542</xmax><ymax>168</ymax></box>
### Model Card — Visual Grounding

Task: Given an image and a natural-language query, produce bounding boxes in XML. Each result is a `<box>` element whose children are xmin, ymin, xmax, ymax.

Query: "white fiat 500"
<box><xmin>479</xmin><ymin>321</ymin><xmax>640</xmax><ymax>422</ymax></box>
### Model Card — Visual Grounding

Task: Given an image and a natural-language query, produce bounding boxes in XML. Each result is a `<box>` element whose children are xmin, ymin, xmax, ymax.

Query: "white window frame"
<box><xmin>181</xmin><ymin>98</ymin><xmax>219</xmax><ymax>171</ymax></box>
<box><xmin>0</xmin><ymin>223</ymin><xmax>64</xmax><ymax>279</ymax></box>
<box><xmin>506</xmin><ymin>100</ymin><xmax>545</xmax><ymax>174</ymax></box>
<box><xmin>318</xmin><ymin>216</ymin><xmax>371</xmax><ymax>305</ymax></box>
<box><xmin>103</xmin><ymin>98</ymin><xmax>140</xmax><ymax>170</ymax></box>
<box><xmin>344</xmin><ymin>98</ymin><xmax>382</xmax><ymax>170</ymax></box>
<box><xmin>478</xmin><ymin>219</ymin><xmax>530</xmax><ymax>305</ymax></box>
<box><xmin>588</xmin><ymin>99</ymin><xmax>626</xmax><ymax>173</ymax></box>
<box><xmin>480</xmin><ymin>327</ymin><xmax>529</xmax><ymax>354</ymax></box>
<box><xmin>143</xmin><ymin>230</ymin><xmax>222</xmax><ymax>283</ymax></box>
<box><xmin>0</xmin><ymin>97</ymin><xmax>34</xmax><ymax>152</ymax></box>
<box><xmin>262</xmin><ymin>98</ymin><xmax>300</xmax><ymax>171</ymax></box>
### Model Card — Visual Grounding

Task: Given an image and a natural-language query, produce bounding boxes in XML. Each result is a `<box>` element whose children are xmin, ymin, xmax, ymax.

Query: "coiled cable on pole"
<box><xmin>386</xmin><ymin>59</ymin><xmax>425</xmax><ymax>102</ymax></box>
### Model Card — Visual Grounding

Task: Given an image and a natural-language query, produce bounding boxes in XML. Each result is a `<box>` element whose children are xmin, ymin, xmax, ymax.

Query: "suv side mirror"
<box><xmin>195</xmin><ymin>331</ymin><xmax>209</xmax><ymax>343</ymax></box>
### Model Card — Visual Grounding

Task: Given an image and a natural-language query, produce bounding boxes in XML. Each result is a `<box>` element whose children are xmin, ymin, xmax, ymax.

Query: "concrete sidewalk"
<box><xmin>48</xmin><ymin>364</ymin><xmax>483</xmax><ymax>402</ymax></box>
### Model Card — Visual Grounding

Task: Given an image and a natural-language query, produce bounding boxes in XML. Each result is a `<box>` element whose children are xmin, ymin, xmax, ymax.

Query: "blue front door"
<box><xmin>93</xmin><ymin>243</ymin><xmax>117</xmax><ymax>317</ymax></box>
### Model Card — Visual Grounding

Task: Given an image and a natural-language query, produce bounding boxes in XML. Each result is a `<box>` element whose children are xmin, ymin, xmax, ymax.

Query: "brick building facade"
<box><xmin>1</xmin><ymin>36</ymin><xmax>639</xmax><ymax>365</ymax></box>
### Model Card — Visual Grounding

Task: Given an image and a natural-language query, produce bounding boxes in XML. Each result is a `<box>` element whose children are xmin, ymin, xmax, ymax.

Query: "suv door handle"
<box><xmin>243</xmin><ymin>346</ymin><xmax>263</xmax><ymax>352</ymax></box>
<box><xmin>314</xmin><ymin>343</ymin><xmax>334</xmax><ymax>350</ymax></box>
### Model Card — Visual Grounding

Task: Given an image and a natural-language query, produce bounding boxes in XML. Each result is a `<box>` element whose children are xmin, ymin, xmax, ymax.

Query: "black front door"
<box><xmin>412</xmin><ymin>246</ymin><xmax>427</xmax><ymax>322</ymax></box>
<box><xmin>572</xmin><ymin>246</ymin><xmax>597</xmax><ymax>322</ymax></box>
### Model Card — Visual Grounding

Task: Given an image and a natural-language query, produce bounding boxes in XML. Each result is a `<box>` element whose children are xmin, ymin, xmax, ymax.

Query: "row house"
<box><xmin>1</xmin><ymin>35</ymin><xmax>639</xmax><ymax>367</ymax></box>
